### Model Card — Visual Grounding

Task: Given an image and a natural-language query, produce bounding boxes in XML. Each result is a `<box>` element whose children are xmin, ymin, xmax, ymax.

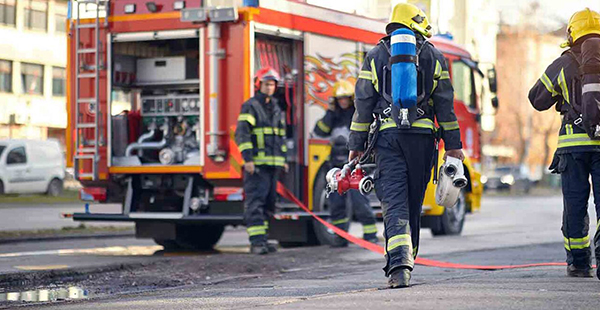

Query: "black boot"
<box><xmin>250</xmin><ymin>242</ymin><xmax>270</xmax><ymax>255</ymax></box>
<box><xmin>567</xmin><ymin>264</ymin><xmax>593</xmax><ymax>278</ymax></box>
<box><xmin>266</xmin><ymin>241</ymin><xmax>278</xmax><ymax>253</ymax></box>
<box><xmin>331</xmin><ymin>235</ymin><xmax>349</xmax><ymax>248</ymax></box>
<box><xmin>363</xmin><ymin>233</ymin><xmax>379</xmax><ymax>244</ymax></box>
<box><xmin>388</xmin><ymin>267</ymin><xmax>411</xmax><ymax>288</ymax></box>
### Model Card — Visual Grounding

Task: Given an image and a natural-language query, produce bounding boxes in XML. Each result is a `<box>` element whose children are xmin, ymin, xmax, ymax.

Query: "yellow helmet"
<box><xmin>332</xmin><ymin>80</ymin><xmax>354</xmax><ymax>99</ymax></box>
<box><xmin>389</xmin><ymin>3</ymin><xmax>432</xmax><ymax>38</ymax></box>
<box><xmin>561</xmin><ymin>8</ymin><xmax>600</xmax><ymax>48</ymax></box>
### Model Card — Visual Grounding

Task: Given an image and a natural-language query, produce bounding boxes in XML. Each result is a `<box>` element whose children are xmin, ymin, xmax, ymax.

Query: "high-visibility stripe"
<box><xmin>387</xmin><ymin>234</ymin><xmax>411</xmax><ymax>252</ymax></box>
<box><xmin>252</xmin><ymin>127</ymin><xmax>285</xmax><ymax>136</ymax></box>
<box><xmin>440</xmin><ymin>71</ymin><xmax>450</xmax><ymax>80</ymax></box>
<box><xmin>434</xmin><ymin>60</ymin><xmax>442</xmax><ymax>78</ymax></box>
<box><xmin>317</xmin><ymin>120</ymin><xmax>331</xmax><ymax>133</ymax></box>
<box><xmin>564</xmin><ymin>235</ymin><xmax>590</xmax><ymax>250</ymax></box>
<box><xmin>439</xmin><ymin>121</ymin><xmax>460</xmax><ymax>131</ymax></box>
<box><xmin>583</xmin><ymin>83</ymin><xmax>600</xmax><ymax>94</ymax></box>
<box><xmin>540</xmin><ymin>73</ymin><xmax>558</xmax><ymax>97</ymax></box>
<box><xmin>247</xmin><ymin>225</ymin><xmax>267</xmax><ymax>236</ymax></box>
<box><xmin>281</xmin><ymin>144</ymin><xmax>287</xmax><ymax>152</ymax></box>
<box><xmin>332</xmin><ymin>218</ymin><xmax>349</xmax><ymax>226</ymax></box>
<box><xmin>238</xmin><ymin>113</ymin><xmax>256</xmax><ymax>126</ymax></box>
<box><xmin>412</xmin><ymin>118</ymin><xmax>435</xmax><ymax>130</ymax></box>
<box><xmin>264</xmin><ymin>220</ymin><xmax>269</xmax><ymax>228</ymax></box>
<box><xmin>359</xmin><ymin>70</ymin><xmax>373</xmax><ymax>81</ymax></box>
<box><xmin>238</xmin><ymin>142</ymin><xmax>253</xmax><ymax>152</ymax></box>
<box><xmin>256</xmin><ymin>130</ymin><xmax>265</xmax><ymax>149</ymax></box>
<box><xmin>597</xmin><ymin>219</ymin><xmax>600</xmax><ymax>231</ymax></box>
<box><xmin>350</xmin><ymin>121</ymin><xmax>370</xmax><ymax>132</ymax></box>
<box><xmin>379</xmin><ymin>118</ymin><xmax>396</xmax><ymax>131</ymax></box>
<box><xmin>558</xmin><ymin>68</ymin><xmax>570</xmax><ymax>104</ymax></box>
<box><xmin>254</xmin><ymin>155</ymin><xmax>286</xmax><ymax>167</ymax></box>
<box><xmin>362</xmin><ymin>224</ymin><xmax>377</xmax><ymax>234</ymax></box>
<box><xmin>413</xmin><ymin>246</ymin><xmax>418</xmax><ymax>258</ymax></box>
<box><xmin>558</xmin><ymin>133</ymin><xmax>600</xmax><ymax>148</ymax></box>
<box><xmin>370</xmin><ymin>58</ymin><xmax>379</xmax><ymax>93</ymax></box>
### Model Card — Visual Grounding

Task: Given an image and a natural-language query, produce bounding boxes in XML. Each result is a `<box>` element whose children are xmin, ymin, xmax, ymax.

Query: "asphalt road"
<box><xmin>1</xmin><ymin>193</ymin><xmax>599</xmax><ymax>309</ymax></box>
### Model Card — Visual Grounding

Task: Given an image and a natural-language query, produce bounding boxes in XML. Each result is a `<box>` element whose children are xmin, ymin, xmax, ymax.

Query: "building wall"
<box><xmin>0</xmin><ymin>0</ymin><xmax>68</xmax><ymax>144</ymax></box>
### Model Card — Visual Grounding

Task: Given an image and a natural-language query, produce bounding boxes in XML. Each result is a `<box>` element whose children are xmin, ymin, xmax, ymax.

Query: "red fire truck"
<box><xmin>67</xmin><ymin>0</ymin><xmax>494</xmax><ymax>249</ymax></box>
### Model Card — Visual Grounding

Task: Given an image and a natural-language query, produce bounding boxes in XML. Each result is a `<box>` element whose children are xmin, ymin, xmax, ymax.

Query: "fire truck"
<box><xmin>67</xmin><ymin>0</ymin><xmax>494</xmax><ymax>249</ymax></box>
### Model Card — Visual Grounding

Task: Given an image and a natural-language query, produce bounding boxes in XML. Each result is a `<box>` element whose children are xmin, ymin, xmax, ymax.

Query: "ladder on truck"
<box><xmin>73</xmin><ymin>0</ymin><xmax>109</xmax><ymax>181</ymax></box>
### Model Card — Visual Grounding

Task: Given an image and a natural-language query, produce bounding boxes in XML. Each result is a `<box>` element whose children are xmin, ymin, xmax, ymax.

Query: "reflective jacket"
<box><xmin>235</xmin><ymin>92</ymin><xmax>287</xmax><ymax>167</ymax></box>
<box><xmin>348</xmin><ymin>35</ymin><xmax>463</xmax><ymax>152</ymax></box>
<box><xmin>528</xmin><ymin>43</ymin><xmax>600</xmax><ymax>153</ymax></box>
<box><xmin>313</xmin><ymin>105</ymin><xmax>355</xmax><ymax>137</ymax></box>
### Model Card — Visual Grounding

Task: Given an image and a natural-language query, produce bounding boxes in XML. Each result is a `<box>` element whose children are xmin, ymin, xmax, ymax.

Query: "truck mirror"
<box><xmin>488</xmin><ymin>67</ymin><xmax>498</xmax><ymax>93</ymax></box>
<box><xmin>491</xmin><ymin>96</ymin><xmax>499</xmax><ymax>109</ymax></box>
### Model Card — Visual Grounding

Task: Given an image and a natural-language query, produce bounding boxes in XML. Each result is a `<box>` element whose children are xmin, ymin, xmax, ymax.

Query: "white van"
<box><xmin>0</xmin><ymin>139</ymin><xmax>65</xmax><ymax>196</ymax></box>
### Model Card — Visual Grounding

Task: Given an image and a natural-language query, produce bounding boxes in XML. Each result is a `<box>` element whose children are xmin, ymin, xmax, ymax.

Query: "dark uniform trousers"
<box><xmin>374</xmin><ymin>130</ymin><xmax>435</xmax><ymax>275</ymax></box>
<box><xmin>329</xmin><ymin>189</ymin><xmax>378</xmax><ymax>238</ymax></box>
<box><xmin>558</xmin><ymin>152</ymin><xmax>600</xmax><ymax>268</ymax></box>
<box><xmin>243</xmin><ymin>166</ymin><xmax>279</xmax><ymax>245</ymax></box>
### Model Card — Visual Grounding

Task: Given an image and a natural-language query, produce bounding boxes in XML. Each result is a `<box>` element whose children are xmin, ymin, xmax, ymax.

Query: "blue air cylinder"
<box><xmin>390</xmin><ymin>29</ymin><xmax>418</xmax><ymax>109</ymax></box>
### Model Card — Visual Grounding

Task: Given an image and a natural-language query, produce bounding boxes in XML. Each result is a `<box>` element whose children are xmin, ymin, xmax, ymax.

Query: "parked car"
<box><xmin>482</xmin><ymin>165</ymin><xmax>532</xmax><ymax>193</ymax></box>
<box><xmin>0</xmin><ymin>139</ymin><xmax>65</xmax><ymax>196</ymax></box>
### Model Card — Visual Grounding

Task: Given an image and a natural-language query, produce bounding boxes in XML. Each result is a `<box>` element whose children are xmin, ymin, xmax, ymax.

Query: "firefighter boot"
<box><xmin>331</xmin><ymin>235</ymin><xmax>349</xmax><ymax>247</ymax></box>
<box><xmin>567</xmin><ymin>264</ymin><xmax>594</xmax><ymax>278</ymax></box>
<box><xmin>388</xmin><ymin>267</ymin><xmax>411</xmax><ymax>288</ymax></box>
<box><xmin>363</xmin><ymin>233</ymin><xmax>379</xmax><ymax>244</ymax></box>
<box><xmin>267</xmin><ymin>241</ymin><xmax>278</xmax><ymax>253</ymax></box>
<box><xmin>250</xmin><ymin>242</ymin><xmax>270</xmax><ymax>255</ymax></box>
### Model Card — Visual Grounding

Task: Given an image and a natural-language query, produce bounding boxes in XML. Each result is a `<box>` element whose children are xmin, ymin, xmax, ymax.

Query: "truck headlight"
<box><xmin>501</xmin><ymin>174</ymin><xmax>515</xmax><ymax>185</ymax></box>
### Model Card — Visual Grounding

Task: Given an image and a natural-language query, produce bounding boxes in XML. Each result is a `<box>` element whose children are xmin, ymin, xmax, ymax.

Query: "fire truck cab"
<box><xmin>68</xmin><ymin>0</ymin><xmax>492</xmax><ymax>249</ymax></box>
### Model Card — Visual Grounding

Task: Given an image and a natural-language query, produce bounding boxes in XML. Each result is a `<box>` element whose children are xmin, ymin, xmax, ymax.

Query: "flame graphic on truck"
<box><xmin>305</xmin><ymin>52</ymin><xmax>362</xmax><ymax>109</ymax></box>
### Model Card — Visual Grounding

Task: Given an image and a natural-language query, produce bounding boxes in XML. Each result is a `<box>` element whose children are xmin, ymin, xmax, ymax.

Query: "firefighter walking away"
<box><xmin>235</xmin><ymin>67</ymin><xmax>289</xmax><ymax>255</ymax></box>
<box><xmin>313</xmin><ymin>80</ymin><xmax>379</xmax><ymax>247</ymax></box>
<box><xmin>529</xmin><ymin>8</ymin><xmax>600</xmax><ymax>279</ymax></box>
<box><xmin>348</xmin><ymin>3</ymin><xmax>464</xmax><ymax>288</ymax></box>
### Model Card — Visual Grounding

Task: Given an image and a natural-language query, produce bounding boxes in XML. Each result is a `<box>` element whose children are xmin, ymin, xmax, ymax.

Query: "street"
<box><xmin>1</xmin><ymin>193</ymin><xmax>599</xmax><ymax>309</ymax></box>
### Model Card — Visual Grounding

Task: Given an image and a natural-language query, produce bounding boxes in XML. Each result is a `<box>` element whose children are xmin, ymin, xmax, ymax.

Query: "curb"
<box><xmin>0</xmin><ymin>230</ymin><xmax>135</xmax><ymax>245</ymax></box>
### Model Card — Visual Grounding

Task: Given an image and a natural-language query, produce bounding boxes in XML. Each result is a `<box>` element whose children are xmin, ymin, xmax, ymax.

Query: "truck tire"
<box><xmin>431</xmin><ymin>191</ymin><xmax>466</xmax><ymax>236</ymax></box>
<box><xmin>46</xmin><ymin>179</ymin><xmax>63</xmax><ymax>197</ymax></box>
<box><xmin>312</xmin><ymin>169</ymin><xmax>352</xmax><ymax>246</ymax></box>
<box><xmin>174</xmin><ymin>224</ymin><xmax>225</xmax><ymax>250</ymax></box>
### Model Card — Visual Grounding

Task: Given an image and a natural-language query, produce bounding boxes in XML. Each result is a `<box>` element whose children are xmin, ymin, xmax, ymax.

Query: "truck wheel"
<box><xmin>312</xmin><ymin>169</ymin><xmax>352</xmax><ymax>246</ymax></box>
<box><xmin>46</xmin><ymin>179</ymin><xmax>63</xmax><ymax>197</ymax></box>
<box><xmin>174</xmin><ymin>224</ymin><xmax>225</xmax><ymax>250</ymax></box>
<box><xmin>431</xmin><ymin>191</ymin><xmax>466</xmax><ymax>236</ymax></box>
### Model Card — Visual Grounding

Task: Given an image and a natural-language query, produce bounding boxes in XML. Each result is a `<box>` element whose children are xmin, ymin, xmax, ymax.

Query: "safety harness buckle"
<box><xmin>417</xmin><ymin>108</ymin><xmax>425</xmax><ymax>117</ymax></box>
<box><xmin>382</xmin><ymin>106</ymin><xmax>392</xmax><ymax>118</ymax></box>
<box><xmin>574</xmin><ymin>117</ymin><xmax>583</xmax><ymax>126</ymax></box>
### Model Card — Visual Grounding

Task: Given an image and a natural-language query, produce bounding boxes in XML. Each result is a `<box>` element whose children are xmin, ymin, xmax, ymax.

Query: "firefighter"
<box><xmin>528</xmin><ymin>8</ymin><xmax>600</xmax><ymax>279</ymax></box>
<box><xmin>235</xmin><ymin>66</ymin><xmax>288</xmax><ymax>255</ymax></box>
<box><xmin>348</xmin><ymin>3</ymin><xmax>464</xmax><ymax>288</ymax></box>
<box><xmin>313</xmin><ymin>80</ymin><xmax>379</xmax><ymax>247</ymax></box>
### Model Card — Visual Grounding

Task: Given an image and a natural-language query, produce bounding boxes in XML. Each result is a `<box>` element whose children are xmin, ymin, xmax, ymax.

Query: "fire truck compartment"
<box><xmin>109</xmin><ymin>37</ymin><xmax>202</xmax><ymax>167</ymax></box>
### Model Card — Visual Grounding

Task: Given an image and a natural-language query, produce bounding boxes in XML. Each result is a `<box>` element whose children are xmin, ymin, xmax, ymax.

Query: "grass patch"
<box><xmin>0</xmin><ymin>224</ymin><xmax>133</xmax><ymax>240</ymax></box>
<box><xmin>0</xmin><ymin>190</ymin><xmax>80</xmax><ymax>205</ymax></box>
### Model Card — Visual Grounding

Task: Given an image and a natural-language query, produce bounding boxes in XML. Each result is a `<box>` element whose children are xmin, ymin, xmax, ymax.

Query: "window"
<box><xmin>54</xmin><ymin>1</ymin><xmax>67</xmax><ymax>33</ymax></box>
<box><xmin>452</xmin><ymin>60</ymin><xmax>475</xmax><ymax>109</ymax></box>
<box><xmin>52</xmin><ymin>67</ymin><xmax>66</xmax><ymax>96</ymax></box>
<box><xmin>0</xmin><ymin>60</ymin><xmax>11</xmax><ymax>93</ymax></box>
<box><xmin>0</xmin><ymin>0</ymin><xmax>16</xmax><ymax>26</ymax></box>
<box><xmin>23</xmin><ymin>0</ymin><xmax>48</xmax><ymax>31</ymax></box>
<box><xmin>7</xmin><ymin>147</ymin><xmax>27</xmax><ymax>165</ymax></box>
<box><xmin>21</xmin><ymin>63</ymin><xmax>44</xmax><ymax>95</ymax></box>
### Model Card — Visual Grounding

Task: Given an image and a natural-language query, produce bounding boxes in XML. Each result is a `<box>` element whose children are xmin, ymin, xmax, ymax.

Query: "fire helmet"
<box><xmin>562</xmin><ymin>8</ymin><xmax>600</xmax><ymax>48</ymax></box>
<box><xmin>254</xmin><ymin>66</ymin><xmax>280</xmax><ymax>89</ymax></box>
<box><xmin>388</xmin><ymin>3</ymin><xmax>432</xmax><ymax>38</ymax></box>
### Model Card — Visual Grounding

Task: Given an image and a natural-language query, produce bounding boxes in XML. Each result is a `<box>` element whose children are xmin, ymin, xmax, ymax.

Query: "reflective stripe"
<box><xmin>256</xmin><ymin>130</ymin><xmax>265</xmax><ymax>149</ymax></box>
<box><xmin>558</xmin><ymin>133</ymin><xmax>600</xmax><ymax>148</ymax></box>
<box><xmin>440</xmin><ymin>71</ymin><xmax>450</xmax><ymax>80</ymax></box>
<box><xmin>583</xmin><ymin>83</ymin><xmax>600</xmax><ymax>94</ymax></box>
<box><xmin>413</xmin><ymin>246</ymin><xmax>418</xmax><ymax>258</ymax></box>
<box><xmin>238</xmin><ymin>142</ymin><xmax>253</xmax><ymax>152</ymax></box>
<box><xmin>350</xmin><ymin>122</ymin><xmax>370</xmax><ymax>132</ymax></box>
<box><xmin>391</xmin><ymin>34</ymin><xmax>416</xmax><ymax>45</ymax></box>
<box><xmin>439</xmin><ymin>121</ymin><xmax>460</xmax><ymax>131</ymax></box>
<box><xmin>565</xmin><ymin>124</ymin><xmax>573</xmax><ymax>135</ymax></box>
<box><xmin>264</xmin><ymin>220</ymin><xmax>269</xmax><ymax>228</ymax></box>
<box><xmin>379</xmin><ymin>118</ymin><xmax>396</xmax><ymax>131</ymax></box>
<box><xmin>317</xmin><ymin>120</ymin><xmax>331</xmax><ymax>133</ymax></box>
<box><xmin>254</xmin><ymin>155</ymin><xmax>286</xmax><ymax>167</ymax></box>
<box><xmin>564</xmin><ymin>235</ymin><xmax>590</xmax><ymax>250</ymax></box>
<box><xmin>253</xmin><ymin>127</ymin><xmax>285</xmax><ymax>136</ymax></box>
<box><xmin>359</xmin><ymin>70</ymin><xmax>373</xmax><ymax>80</ymax></box>
<box><xmin>370</xmin><ymin>58</ymin><xmax>379</xmax><ymax>93</ymax></box>
<box><xmin>247</xmin><ymin>225</ymin><xmax>267</xmax><ymax>237</ymax></box>
<box><xmin>362</xmin><ymin>224</ymin><xmax>377</xmax><ymax>234</ymax></box>
<box><xmin>412</xmin><ymin>118</ymin><xmax>435</xmax><ymax>130</ymax></box>
<box><xmin>434</xmin><ymin>60</ymin><xmax>442</xmax><ymax>78</ymax></box>
<box><xmin>332</xmin><ymin>218</ymin><xmax>349</xmax><ymax>225</ymax></box>
<box><xmin>281</xmin><ymin>144</ymin><xmax>287</xmax><ymax>152</ymax></box>
<box><xmin>238</xmin><ymin>113</ymin><xmax>256</xmax><ymax>126</ymax></box>
<box><xmin>387</xmin><ymin>234</ymin><xmax>411</xmax><ymax>252</ymax></box>
<box><xmin>597</xmin><ymin>219</ymin><xmax>600</xmax><ymax>231</ymax></box>
<box><xmin>558</xmin><ymin>68</ymin><xmax>570</xmax><ymax>104</ymax></box>
<box><xmin>540</xmin><ymin>73</ymin><xmax>559</xmax><ymax>97</ymax></box>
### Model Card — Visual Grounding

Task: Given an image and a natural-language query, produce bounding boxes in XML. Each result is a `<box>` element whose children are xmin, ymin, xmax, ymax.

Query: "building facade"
<box><xmin>0</xmin><ymin>0</ymin><xmax>68</xmax><ymax>146</ymax></box>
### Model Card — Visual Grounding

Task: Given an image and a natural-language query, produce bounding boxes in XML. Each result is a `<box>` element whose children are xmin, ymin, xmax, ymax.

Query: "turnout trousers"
<box><xmin>243</xmin><ymin>166</ymin><xmax>279</xmax><ymax>245</ymax></box>
<box><xmin>556</xmin><ymin>152</ymin><xmax>600</xmax><ymax>268</ymax></box>
<box><xmin>374</xmin><ymin>130</ymin><xmax>435</xmax><ymax>276</ymax></box>
<box><xmin>329</xmin><ymin>189</ymin><xmax>378</xmax><ymax>239</ymax></box>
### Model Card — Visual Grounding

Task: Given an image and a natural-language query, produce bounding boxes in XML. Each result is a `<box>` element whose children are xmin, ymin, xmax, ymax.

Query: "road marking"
<box><xmin>14</xmin><ymin>265</ymin><xmax>69</xmax><ymax>271</ymax></box>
